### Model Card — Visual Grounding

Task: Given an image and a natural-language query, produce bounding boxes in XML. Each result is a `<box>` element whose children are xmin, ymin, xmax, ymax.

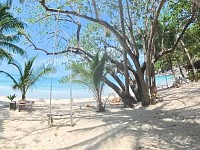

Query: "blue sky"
<box><xmin>0</xmin><ymin>1</ymin><xmax>72</xmax><ymax>77</ymax></box>
<box><xmin>1</xmin><ymin>0</ymin><xmax>146</xmax><ymax>77</ymax></box>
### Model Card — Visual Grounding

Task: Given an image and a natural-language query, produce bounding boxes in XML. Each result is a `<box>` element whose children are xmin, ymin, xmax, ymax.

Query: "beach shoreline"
<box><xmin>0</xmin><ymin>73</ymin><xmax>173</xmax><ymax>100</ymax></box>
<box><xmin>0</xmin><ymin>81</ymin><xmax>200</xmax><ymax>150</ymax></box>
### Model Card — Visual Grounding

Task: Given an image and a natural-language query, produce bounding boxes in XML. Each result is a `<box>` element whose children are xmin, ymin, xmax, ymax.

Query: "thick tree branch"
<box><xmin>148</xmin><ymin>0</ymin><xmax>165</xmax><ymax>51</ymax></box>
<box><xmin>140</xmin><ymin>3</ymin><xmax>198</xmax><ymax>73</ymax></box>
<box><xmin>21</xmin><ymin>32</ymin><xmax>93</xmax><ymax>60</ymax></box>
<box><xmin>193</xmin><ymin>0</ymin><xmax>200</xmax><ymax>7</ymax></box>
<box><xmin>92</xmin><ymin>0</ymin><xmax>99</xmax><ymax>19</ymax></box>
<box><xmin>76</xmin><ymin>21</ymin><xmax>81</xmax><ymax>48</ymax></box>
<box><xmin>110</xmin><ymin>73</ymin><xmax>125</xmax><ymax>91</ymax></box>
<box><xmin>104</xmin><ymin>77</ymin><xmax>124</xmax><ymax>96</ymax></box>
<box><xmin>94</xmin><ymin>38</ymin><xmax>122</xmax><ymax>54</ymax></box>
<box><xmin>40</xmin><ymin>0</ymin><xmax>136</xmax><ymax>61</ymax></box>
<box><xmin>40</xmin><ymin>0</ymin><xmax>142</xmax><ymax>82</ymax></box>
<box><xmin>125</xmin><ymin>0</ymin><xmax>139</xmax><ymax>58</ymax></box>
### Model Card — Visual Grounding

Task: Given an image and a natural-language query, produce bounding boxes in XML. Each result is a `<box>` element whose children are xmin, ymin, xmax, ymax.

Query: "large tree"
<box><xmin>20</xmin><ymin>0</ymin><xmax>199</xmax><ymax>107</ymax></box>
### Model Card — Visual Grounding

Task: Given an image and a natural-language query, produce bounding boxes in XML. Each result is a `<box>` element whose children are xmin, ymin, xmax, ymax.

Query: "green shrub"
<box><xmin>7</xmin><ymin>94</ymin><xmax>16</xmax><ymax>101</ymax></box>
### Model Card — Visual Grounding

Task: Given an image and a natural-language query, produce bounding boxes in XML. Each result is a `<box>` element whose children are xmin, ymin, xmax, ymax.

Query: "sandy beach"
<box><xmin>0</xmin><ymin>82</ymin><xmax>200</xmax><ymax>150</ymax></box>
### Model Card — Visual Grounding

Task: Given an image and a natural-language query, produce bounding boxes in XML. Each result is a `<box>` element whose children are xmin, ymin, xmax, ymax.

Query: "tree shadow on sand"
<box><xmin>1</xmin><ymin>85</ymin><xmax>200</xmax><ymax>150</ymax></box>
<box><xmin>0</xmin><ymin>100</ymin><xmax>11</xmax><ymax>148</ymax></box>
<box><xmin>53</xmin><ymin>87</ymin><xmax>200</xmax><ymax>150</ymax></box>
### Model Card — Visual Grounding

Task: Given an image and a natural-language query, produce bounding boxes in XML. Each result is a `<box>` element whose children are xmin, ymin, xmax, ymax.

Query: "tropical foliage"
<box><xmin>7</xmin><ymin>94</ymin><xmax>16</xmax><ymax>101</ymax></box>
<box><xmin>7</xmin><ymin>0</ymin><xmax>200</xmax><ymax>108</ymax></box>
<box><xmin>61</xmin><ymin>53</ymin><xmax>107</xmax><ymax>112</ymax></box>
<box><xmin>0</xmin><ymin>56</ymin><xmax>53</xmax><ymax>100</ymax></box>
<box><xmin>0</xmin><ymin>5</ymin><xmax>25</xmax><ymax>61</ymax></box>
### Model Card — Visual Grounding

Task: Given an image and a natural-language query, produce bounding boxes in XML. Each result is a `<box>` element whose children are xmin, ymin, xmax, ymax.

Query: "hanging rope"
<box><xmin>59</xmin><ymin>28</ymin><xmax>75</xmax><ymax>126</ymax></box>
<box><xmin>69</xmin><ymin>13</ymin><xmax>76</xmax><ymax>127</ymax></box>
<box><xmin>49</xmin><ymin>3</ymin><xmax>60</xmax><ymax>126</ymax></box>
<box><xmin>48</xmin><ymin>2</ymin><xmax>76</xmax><ymax>127</ymax></box>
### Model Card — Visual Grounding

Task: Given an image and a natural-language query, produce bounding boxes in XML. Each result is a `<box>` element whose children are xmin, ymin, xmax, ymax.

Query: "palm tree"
<box><xmin>0</xmin><ymin>5</ymin><xmax>25</xmax><ymax>60</ymax></box>
<box><xmin>62</xmin><ymin>53</ymin><xmax>107</xmax><ymax>112</ymax></box>
<box><xmin>0</xmin><ymin>56</ymin><xmax>53</xmax><ymax>100</ymax></box>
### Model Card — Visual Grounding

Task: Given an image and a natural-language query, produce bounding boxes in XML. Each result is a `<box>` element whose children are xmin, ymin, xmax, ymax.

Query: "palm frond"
<box><xmin>0</xmin><ymin>5</ymin><xmax>9</xmax><ymax>13</ymax></box>
<box><xmin>0</xmin><ymin>34</ymin><xmax>20</xmax><ymax>42</ymax></box>
<box><xmin>22</xmin><ymin>60</ymin><xmax>34</xmax><ymax>88</ymax></box>
<box><xmin>70</xmin><ymin>63</ymin><xmax>92</xmax><ymax>80</ymax></box>
<box><xmin>0</xmin><ymin>8</ymin><xmax>24</xmax><ymax>28</ymax></box>
<box><xmin>26</xmin><ymin>65</ymin><xmax>54</xmax><ymax>90</ymax></box>
<box><xmin>0</xmin><ymin>48</ymin><xmax>12</xmax><ymax>60</ymax></box>
<box><xmin>0</xmin><ymin>19</ymin><xmax>24</xmax><ymax>32</ymax></box>
<box><xmin>0</xmin><ymin>5</ymin><xmax>24</xmax><ymax>61</ymax></box>
<box><xmin>93</xmin><ymin>53</ymin><xmax>107</xmax><ymax>88</ymax></box>
<box><xmin>65</xmin><ymin>52</ymin><xmax>107</xmax><ymax>107</ymax></box>
<box><xmin>0</xmin><ymin>70</ymin><xmax>18</xmax><ymax>88</ymax></box>
<box><xmin>90</xmin><ymin>52</ymin><xmax>100</xmax><ymax>70</ymax></box>
<box><xmin>2</xmin><ymin>55</ymin><xmax>54</xmax><ymax>99</ymax></box>
<box><xmin>0</xmin><ymin>41</ymin><xmax>25</xmax><ymax>55</ymax></box>
<box><xmin>0</xmin><ymin>14</ymin><xmax>13</xmax><ymax>24</ymax></box>
<box><xmin>8</xmin><ymin>59</ymin><xmax>23</xmax><ymax>76</ymax></box>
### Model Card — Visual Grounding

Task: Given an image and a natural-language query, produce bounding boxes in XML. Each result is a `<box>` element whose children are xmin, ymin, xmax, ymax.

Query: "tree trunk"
<box><xmin>22</xmin><ymin>90</ymin><xmax>26</xmax><ymax>100</ymax></box>
<box><xmin>98</xmin><ymin>101</ymin><xmax>105</xmax><ymax>112</ymax></box>
<box><xmin>130</xmin><ymin>84</ymin><xmax>143</xmax><ymax>102</ymax></box>
<box><xmin>96</xmin><ymin>88</ymin><xmax>105</xmax><ymax>112</ymax></box>
<box><xmin>150</xmin><ymin>64</ymin><xmax>157</xmax><ymax>105</ymax></box>
<box><xmin>180</xmin><ymin>40</ymin><xmax>197</xmax><ymax>81</ymax></box>
<box><xmin>104</xmin><ymin>77</ymin><xmax>136</xmax><ymax>107</ymax></box>
<box><xmin>111</xmin><ymin>73</ymin><xmax>125</xmax><ymax>91</ymax></box>
<box><xmin>150</xmin><ymin>44</ymin><xmax>157</xmax><ymax>104</ymax></box>
<box><xmin>108</xmin><ymin>56</ymin><xmax>145</xmax><ymax>105</ymax></box>
<box><xmin>118</xmin><ymin>0</ymin><xmax>129</xmax><ymax>95</ymax></box>
<box><xmin>136</xmin><ymin>68</ymin><xmax>150</xmax><ymax>106</ymax></box>
<box><xmin>92</xmin><ymin>0</ymin><xmax>99</xmax><ymax>19</ymax></box>
<box><xmin>134</xmin><ymin>59</ymin><xmax>150</xmax><ymax>106</ymax></box>
<box><xmin>22</xmin><ymin>95</ymin><xmax>25</xmax><ymax>100</ymax></box>
<box><xmin>145</xmin><ymin>51</ymin><xmax>150</xmax><ymax>98</ymax></box>
<box><xmin>192</xmin><ymin>0</ymin><xmax>200</xmax><ymax>7</ymax></box>
<box><xmin>121</xmin><ymin>94</ymin><xmax>136</xmax><ymax>108</ymax></box>
<box><xmin>167</xmin><ymin>55</ymin><xmax>176</xmax><ymax>79</ymax></box>
<box><xmin>175</xmin><ymin>55</ymin><xmax>185</xmax><ymax>78</ymax></box>
<box><xmin>129</xmin><ymin>72</ymin><xmax>144</xmax><ymax>103</ymax></box>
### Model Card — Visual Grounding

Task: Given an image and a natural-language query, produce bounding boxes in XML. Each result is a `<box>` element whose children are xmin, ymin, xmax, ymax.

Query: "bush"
<box><xmin>187</xmin><ymin>70</ymin><xmax>199</xmax><ymax>81</ymax></box>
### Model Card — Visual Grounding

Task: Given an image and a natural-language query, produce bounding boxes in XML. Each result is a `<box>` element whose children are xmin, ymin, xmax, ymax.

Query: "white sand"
<box><xmin>0</xmin><ymin>82</ymin><xmax>200</xmax><ymax>150</ymax></box>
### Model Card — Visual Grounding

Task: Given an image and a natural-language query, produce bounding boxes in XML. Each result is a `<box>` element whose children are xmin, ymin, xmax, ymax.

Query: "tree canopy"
<box><xmin>1</xmin><ymin>0</ymin><xmax>199</xmax><ymax>107</ymax></box>
<box><xmin>0</xmin><ymin>4</ymin><xmax>25</xmax><ymax>60</ymax></box>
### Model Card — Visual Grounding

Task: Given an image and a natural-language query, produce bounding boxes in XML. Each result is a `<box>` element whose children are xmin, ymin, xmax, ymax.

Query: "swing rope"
<box><xmin>69</xmin><ymin>14</ymin><xmax>76</xmax><ymax>127</ymax></box>
<box><xmin>49</xmin><ymin>4</ymin><xmax>60</xmax><ymax>122</ymax></box>
<box><xmin>48</xmin><ymin>3</ymin><xmax>76</xmax><ymax>127</ymax></box>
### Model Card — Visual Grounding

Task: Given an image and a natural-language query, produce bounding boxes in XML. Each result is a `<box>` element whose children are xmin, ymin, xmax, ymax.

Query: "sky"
<box><xmin>0</xmin><ymin>0</ymin><xmax>72</xmax><ymax>77</ymax></box>
<box><xmin>1</xmin><ymin>0</ymin><xmax>146</xmax><ymax>77</ymax></box>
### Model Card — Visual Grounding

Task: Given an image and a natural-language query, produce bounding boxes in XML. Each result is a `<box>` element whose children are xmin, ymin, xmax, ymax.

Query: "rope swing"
<box><xmin>48</xmin><ymin>5</ymin><xmax>75</xmax><ymax>127</ymax></box>
<box><xmin>48</xmin><ymin>7</ymin><xmax>60</xmax><ymax>127</ymax></box>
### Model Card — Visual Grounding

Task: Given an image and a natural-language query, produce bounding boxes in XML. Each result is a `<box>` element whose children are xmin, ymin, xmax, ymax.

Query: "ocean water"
<box><xmin>156</xmin><ymin>75</ymin><xmax>174</xmax><ymax>87</ymax></box>
<box><xmin>0</xmin><ymin>74</ymin><xmax>174</xmax><ymax>99</ymax></box>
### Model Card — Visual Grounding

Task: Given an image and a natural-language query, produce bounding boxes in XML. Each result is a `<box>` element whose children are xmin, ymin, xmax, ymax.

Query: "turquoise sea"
<box><xmin>0</xmin><ymin>74</ymin><xmax>174</xmax><ymax>99</ymax></box>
